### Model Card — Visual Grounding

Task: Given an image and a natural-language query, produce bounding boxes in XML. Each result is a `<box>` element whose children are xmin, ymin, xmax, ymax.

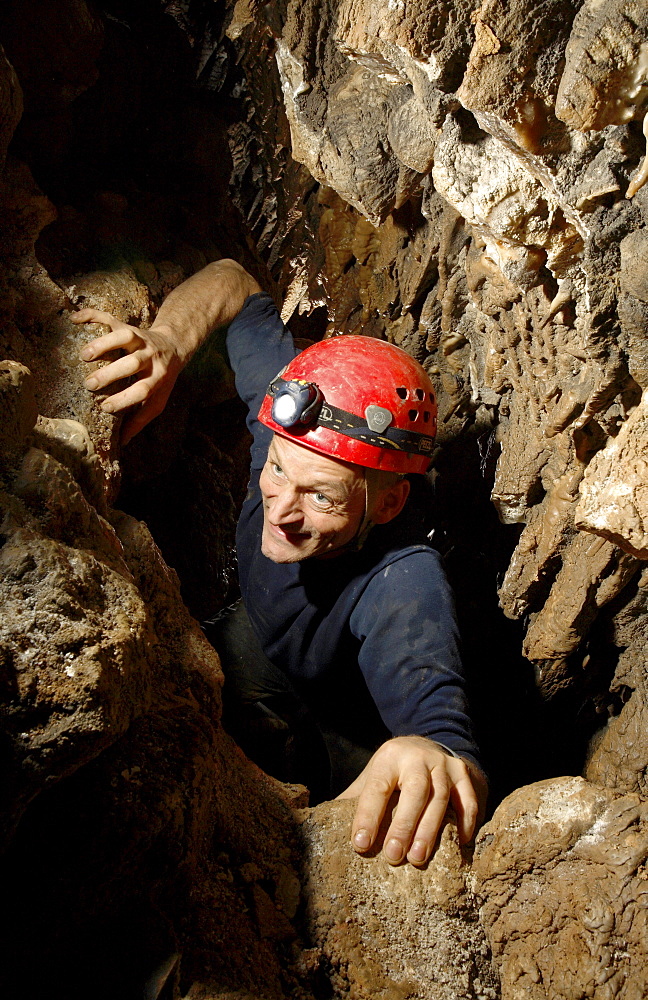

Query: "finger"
<box><xmin>404</xmin><ymin>770</ymin><xmax>452</xmax><ymax>865</ymax></box>
<box><xmin>99</xmin><ymin>378</ymin><xmax>154</xmax><ymax>414</ymax></box>
<box><xmin>84</xmin><ymin>352</ymin><xmax>144</xmax><ymax>391</ymax></box>
<box><xmin>449</xmin><ymin>772</ymin><xmax>480</xmax><ymax>844</ymax></box>
<box><xmin>71</xmin><ymin>308</ymin><xmax>122</xmax><ymax>326</ymax></box>
<box><xmin>382</xmin><ymin>765</ymin><xmax>436</xmax><ymax>865</ymax></box>
<box><xmin>78</xmin><ymin>328</ymin><xmax>143</xmax><ymax>361</ymax></box>
<box><xmin>121</xmin><ymin>392</ymin><xmax>170</xmax><ymax>445</ymax></box>
<box><xmin>336</xmin><ymin>773</ymin><xmax>364</xmax><ymax>801</ymax></box>
<box><xmin>350</xmin><ymin>767</ymin><xmax>396</xmax><ymax>855</ymax></box>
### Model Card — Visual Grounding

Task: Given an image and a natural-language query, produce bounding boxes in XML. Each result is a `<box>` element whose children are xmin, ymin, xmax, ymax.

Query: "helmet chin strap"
<box><xmin>336</xmin><ymin>467</ymin><xmax>384</xmax><ymax>555</ymax></box>
<box><xmin>355</xmin><ymin>466</ymin><xmax>383</xmax><ymax>550</ymax></box>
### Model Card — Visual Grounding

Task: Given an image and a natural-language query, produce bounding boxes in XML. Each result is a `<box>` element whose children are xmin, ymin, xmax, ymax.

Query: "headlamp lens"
<box><xmin>273</xmin><ymin>393</ymin><xmax>299</xmax><ymax>424</ymax></box>
<box><xmin>271</xmin><ymin>379</ymin><xmax>323</xmax><ymax>429</ymax></box>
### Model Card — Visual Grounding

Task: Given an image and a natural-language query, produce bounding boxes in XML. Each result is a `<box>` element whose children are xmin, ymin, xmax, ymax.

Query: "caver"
<box><xmin>74</xmin><ymin>257</ymin><xmax>488</xmax><ymax>867</ymax></box>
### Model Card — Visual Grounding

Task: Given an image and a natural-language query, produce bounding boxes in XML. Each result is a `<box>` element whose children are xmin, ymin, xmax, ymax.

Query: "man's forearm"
<box><xmin>151</xmin><ymin>259</ymin><xmax>262</xmax><ymax>363</ymax></box>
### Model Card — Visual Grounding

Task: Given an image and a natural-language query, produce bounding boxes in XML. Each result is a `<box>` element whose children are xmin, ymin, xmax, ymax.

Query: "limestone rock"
<box><xmin>387</xmin><ymin>95</ymin><xmax>438</xmax><ymax>175</ymax></box>
<box><xmin>431</xmin><ymin>116</ymin><xmax>582</xmax><ymax>274</ymax></box>
<box><xmin>6</xmin><ymin>0</ymin><xmax>648</xmax><ymax>995</ymax></box>
<box><xmin>522</xmin><ymin>534</ymin><xmax>639</xmax><ymax>693</ymax></box>
<box><xmin>556</xmin><ymin>0</ymin><xmax>648</xmax><ymax>131</ymax></box>
<box><xmin>301</xmin><ymin>798</ymin><xmax>499</xmax><ymax>1000</ymax></box>
<box><xmin>575</xmin><ymin>388</ymin><xmax>648</xmax><ymax>558</ymax></box>
<box><xmin>275</xmin><ymin>50</ymin><xmax>404</xmax><ymax>225</ymax></box>
<box><xmin>0</xmin><ymin>424</ymin><xmax>211</xmax><ymax>841</ymax></box>
<box><xmin>0</xmin><ymin>356</ymin><xmax>308</xmax><ymax>997</ymax></box>
<box><xmin>21</xmin><ymin>267</ymin><xmax>156</xmax><ymax>504</ymax></box>
<box><xmin>334</xmin><ymin>0</ymin><xmax>474</xmax><ymax>93</ymax></box>
<box><xmin>0</xmin><ymin>157</ymin><xmax>57</xmax><ymax>263</ymax></box>
<box><xmin>458</xmin><ymin>0</ymin><xmax>581</xmax><ymax>153</ymax></box>
<box><xmin>585</xmin><ymin>575</ymin><xmax>648</xmax><ymax>798</ymax></box>
<box><xmin>474</xmin><ymin>776</ymin><xmax>648</xmax><ymax>1000</ymax></box>
<box><xmin>619</xmin><ymin>227</ymin><xmax>648</xmax><ymax>303</ymax></box>
<box><xmin>0</xmin><ymin>360</ymin><xmax>37</xmax><ymax>470</ymax></box>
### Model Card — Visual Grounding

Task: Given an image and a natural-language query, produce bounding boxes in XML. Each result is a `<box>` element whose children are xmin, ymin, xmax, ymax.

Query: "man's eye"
<box><xmin>272</xmin><ymin>463</ymin><xmax>284</xmax><ymax>477</ymax></box>
<box><xmin>312</xmin><ymin>492</ymin><xmax>332</xmax><ymax>507</ymax></box>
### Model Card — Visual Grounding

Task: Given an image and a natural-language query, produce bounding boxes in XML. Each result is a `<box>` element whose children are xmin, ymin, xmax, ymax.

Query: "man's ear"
<box><xmin>372</xmin><ymin>478</ymin><xmax>411</xmax><ymax>524</ymax></box>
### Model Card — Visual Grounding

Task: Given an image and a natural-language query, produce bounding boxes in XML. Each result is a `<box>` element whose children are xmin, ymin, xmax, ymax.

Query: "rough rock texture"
<box><xmin>576</xmin><ymin>387</ymin><xmax>648</xmax><ymax>558</ymax></box>
<box><xmin>301</xmin><ymin>798</ymin><xmax>498</xmax><ymax>1000</ymax></box>
<box><xmin>474</xmin><ymin>777</ymin><xmax>648</xmax><ymax>1000</ymax></box>
<box><xmin>556</xmin><ymin>0</ymin><xmax>648</xmax><ymax>132</ymax></box>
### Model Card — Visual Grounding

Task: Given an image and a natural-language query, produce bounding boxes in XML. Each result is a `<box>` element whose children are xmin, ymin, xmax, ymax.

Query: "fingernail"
<box><xmin>101</xmin><ymin>400</ymin><xmax>114</xmax><ymax>413</ymax></box>
<box><xmin>384</xmin><ymin>838</ymin><xmax>404</xmax><ymax>864</ymax></box>
<box><xmin>85</xmin><ymin>377</ymin><xmax>98</xmax><ymax>389</ymax></box>
<box><xmin>408</xmin><ymin>840</ymin><xmax>427</xmax><ymax>864</ymax></box>
<box><xmin>354</xmin><ymin>829</ymin><xmax>371</xmax><ymax>851</ymax></box>
<box><xmin>80</xmin><ymin>348</ymin><xmax>94</xmax><ymax>360</ymax></box>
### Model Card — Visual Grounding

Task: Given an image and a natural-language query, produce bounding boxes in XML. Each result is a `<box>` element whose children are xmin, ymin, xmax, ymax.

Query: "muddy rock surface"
<box><xmin>1</xmin><ymin>0</ymin><xmax>648</xmax><ymax>997</ymax></box>
<box><xmin>474</xmin><ymin>776</ymin><xmax>648</xmax><ymax>1000</ymax></box>
<box><xmin>301</xmin><ymin>798</ymin><xmax>498</xmax><ymax>1000</ymax></box>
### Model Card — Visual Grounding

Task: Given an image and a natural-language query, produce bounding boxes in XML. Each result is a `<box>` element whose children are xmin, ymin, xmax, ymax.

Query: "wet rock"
<box><xmin>458</xmin><ymin>0</ymin><xmax>580</xmax><ymax>153</ymax></box>
<box><xmin>334</xmin><ymin>0</ymin><xmax>474</xmax><ymax>94</ymax></box>
<box><xmin>432</xmin><ymin>116</ymin><xmax>583</xmax><ymax>274</ymax></box>
<box><xmin>556</xmin><ymin>0</ymin><xmax>648</xmax><ymax>132</ymax></box>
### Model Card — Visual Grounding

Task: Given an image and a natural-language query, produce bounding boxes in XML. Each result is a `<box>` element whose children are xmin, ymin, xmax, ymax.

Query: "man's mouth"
<box><xmin>268</xmin><ymin>522</ymin><xmax>309</xmax><ymax>542</ymax></box>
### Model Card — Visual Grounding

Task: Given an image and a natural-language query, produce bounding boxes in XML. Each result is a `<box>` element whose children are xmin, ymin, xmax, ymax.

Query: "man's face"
<box><xmin>259</xmin><ymin>435</ymin><xmax>367</xmax><ymax>563</ymax></box>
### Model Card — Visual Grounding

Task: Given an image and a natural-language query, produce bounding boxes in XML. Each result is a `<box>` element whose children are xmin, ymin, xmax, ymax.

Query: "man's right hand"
<box><xmin>72</xmin><ymin>310</ymin><xmax>184</xmax><ymax>444</ymax></box>
<box><xmin>72</xmin><ymin>258</ymin><xmax>262</xmax><ymax>443</ymax></box>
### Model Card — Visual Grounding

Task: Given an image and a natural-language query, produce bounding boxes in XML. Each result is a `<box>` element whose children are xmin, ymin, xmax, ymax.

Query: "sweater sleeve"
<box><xmin>226</xmin><ymin>292</ymin><xmax>298</xmax><ymax>470</ymax></box>
<box><xmin>349</xmin><ymin>547</ymin><xmax>481</xmax><ymax>770</ymax></box>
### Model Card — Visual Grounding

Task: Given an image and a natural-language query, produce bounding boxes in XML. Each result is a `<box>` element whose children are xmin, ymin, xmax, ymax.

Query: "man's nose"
<box><xmin>269</xmin><ymin>487</ymin><xmax>303</xmax><ymax>523</ymax></box>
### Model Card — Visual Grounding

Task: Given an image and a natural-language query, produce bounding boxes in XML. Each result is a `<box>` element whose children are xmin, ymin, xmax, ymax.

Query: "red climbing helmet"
<box><xmin>258</xmin><ymin>336</ymin><xmax>437</xmax><ymax>474</ymax></box>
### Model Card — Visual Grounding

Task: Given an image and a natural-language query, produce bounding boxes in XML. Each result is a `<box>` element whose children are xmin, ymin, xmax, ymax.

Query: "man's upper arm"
<box><xmin>349</xmin><ymin>548</ymin><xmax>481</xmax><ymax>769</ymax></box>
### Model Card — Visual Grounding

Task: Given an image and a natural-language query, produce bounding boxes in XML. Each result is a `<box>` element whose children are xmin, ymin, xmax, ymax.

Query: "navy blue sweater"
<box><xmin>227</xmin><ymin>293</ymin><xmax>480</xmax><ymax>768</ymax></box>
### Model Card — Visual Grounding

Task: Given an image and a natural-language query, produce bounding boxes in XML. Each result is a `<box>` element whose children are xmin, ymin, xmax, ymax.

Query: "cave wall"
<box><xmin>1</xmin><ymin>0</ymin><xmax>648</xmax><ymax>998</ymax></box>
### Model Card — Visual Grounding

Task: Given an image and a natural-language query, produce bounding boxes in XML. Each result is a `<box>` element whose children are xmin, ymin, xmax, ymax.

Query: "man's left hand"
<box><xmin>336</xmin><ymin>735</ymin><xmax>487</xmax><ymax>866</ymax></box>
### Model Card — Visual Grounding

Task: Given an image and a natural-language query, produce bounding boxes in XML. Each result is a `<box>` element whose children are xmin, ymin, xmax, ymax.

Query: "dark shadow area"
<box><xmin>0</xmin><ymin>729</ymin><xmax>186</xmax><ymax>1000</ymax></box>
<box><xmin>433</xmin><ymin>428</ymin><xmax>615</xmax><ymax>811</ymax></box>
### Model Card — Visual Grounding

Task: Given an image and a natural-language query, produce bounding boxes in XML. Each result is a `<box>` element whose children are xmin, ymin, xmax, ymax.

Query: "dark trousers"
<box><xmin>204</xmin><ymin>602</ymin><xmax>375</xmax><ymax>803</ymax></box>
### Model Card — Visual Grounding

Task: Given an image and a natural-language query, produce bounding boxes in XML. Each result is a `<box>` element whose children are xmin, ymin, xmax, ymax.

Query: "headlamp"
<box><xmin>271</xmin><ymin>379</ymin><xmax>323</xmax><ymax>429</ymax></box>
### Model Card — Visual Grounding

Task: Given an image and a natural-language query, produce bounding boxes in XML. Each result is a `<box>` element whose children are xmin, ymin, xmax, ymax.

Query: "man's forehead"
<box><xmin>269</xmin><ymin>434</ymin><xmax>365</xmax><ymax>486</ymax></box>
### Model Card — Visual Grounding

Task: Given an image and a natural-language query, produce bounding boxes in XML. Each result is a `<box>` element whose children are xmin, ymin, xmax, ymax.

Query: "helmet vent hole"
<box><xmin>409</xmin><ymin>409</ymin><xmax>418</xmax><ymax>422</ymax></box>
<box><xmin>396</xmin><ymin>387</ymin><xmax>408</xmax><ymax>399</ymax></box>
<box><xmin>423</xmin><ymin>411</ymin><xmax>430</xmax><ymax>422</ymax></box>
<box><xmin>415</xmin><ymin>388</ymin><xmax>425</xmax><ymax>401</ymax></box>
<box><xmin>428</xmin><ymin>393</ymin><xmax>434</xmax><ymax>403</ymax></box>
